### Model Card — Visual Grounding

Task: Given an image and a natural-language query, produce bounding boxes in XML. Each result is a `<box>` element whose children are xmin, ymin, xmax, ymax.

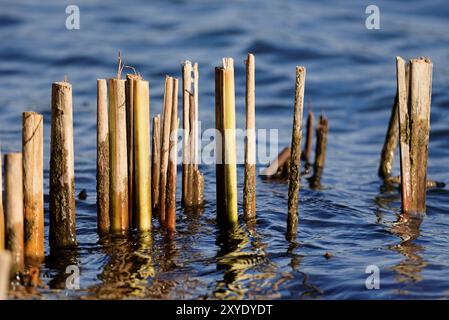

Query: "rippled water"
<box><xmin>2</xmin><ymin>0</ymin><xmax>449</xmax><ymax>299</ymax></box>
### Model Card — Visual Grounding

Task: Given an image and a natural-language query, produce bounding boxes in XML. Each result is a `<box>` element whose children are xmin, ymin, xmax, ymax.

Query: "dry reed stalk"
<box><xmin>22</xmin><ymin>112</ymin><xmax>44</xmax><ymax>264</ymax></box>
<box><xmin>287</xmin><ymin>66</ymin><xmax>306</xmax><ymax>238</ymax></box>
<box><xmin>0</xmin><ymin>251</ymin><xmax>11</xmax><ymax>300</ymax></box>
<box><xmin>4</xmin><ymin>153</ymin><xmax>24</xmax><ymax>272</ymax></box>
<box><xmin>303</xmin><ymin>109</ymin><xmax>314</xmax><ymax>163</ymax></box>
<box><xmin>261</xmin><ymin>147</ymin><xmax>291</xmax><ymax>178</ymax></box>
<box><xmin>222</xmin><ymin>58</ymin><xmax>238</xmax><ymax>227</ymax></box>
<box><xmin>151</xmin><ymin>114</ymin><xmax>161</xmax><ymax>211</ymax></box>
<box><xmin>97</xmin><ymin>79</ymin><xmax>110</xmax><ymax>235</ymax></box>
<box><xmin>50</xmin><ymin>81</ymin><xmax>77</xmax><ymax>249</ymax></box>
<box><xmin>243</xmin><ymin>53</ymin><xmax>256</xmax><ymax>220</ymax></box>
<box><xmin>378</xmin><ymin>94</ymin><xmax>399</xmax><ymax>178</ymax></box>
<box><xmin>182</xmin><ymin>61</ymin><xmax>192</xmax><ymax>206</ymax></box>
<box><xmin>158</xmin><ymin>76</ymin><xmax>174</xmax><ymax>227</ymax></box>
<box><xmin>133</xmin><ymin>78</ymin><xmax>152</xmax><ymax>231</ymax></box>
<box><xmin>166</xmin><ymin>79</ymin><xmax>179</xmax><ymax>232</ymax></box>
<box><xmin>215</xmin><ymin>67</ymin><xmax>226</xmax><ymax>220</ymax></box>
<box><xmin>0</xmin><ymin>151</ymin><xmax>4</xmax><ymax>251</ymax></box>
<box><xmin>108</xmin><ymin>77</ymin><xmax>129</xmax><ymax>233</ymax></box>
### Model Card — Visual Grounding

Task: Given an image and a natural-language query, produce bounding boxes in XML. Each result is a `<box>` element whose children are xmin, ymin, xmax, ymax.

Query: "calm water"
<box><xmin>1</xmin><ymin>0</ymin><xmax>449</xmax><ymax>299</ymax></box>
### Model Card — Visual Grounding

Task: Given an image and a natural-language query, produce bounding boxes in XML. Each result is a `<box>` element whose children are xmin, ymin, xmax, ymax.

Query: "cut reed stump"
<box><xmin>243</xmin><ymin>53</ymin><xmax>256</xmax><ymax>220</ymax></box>
<box><xmin>96</xmin><ymin>79</ymin><xmax>110</xmax><ymax>235</ymax></box>
<box><xmin>379</xmin><ymin>93</ymin><xmax>399</xmax><ymax>179</ymax></box>
<box><xmin>133</xmin><ymin>78</ymin><xmax>151</xmax><ymax>231</ymax></box>
<box><xmin>151</xmin><ymin>114</ymin><xmax>161</xmax><ymax>211</ymax></box>
<box><xmin>4</xmin><ymin>153</ymin><xmax>24</xmax><ymax>273</ymax></box>
<box><xmin>302</xmin><ymin>104</ymin><xmax>314</xmax><ymax>163</ymax></box>
<box><xmin>215</xmin><ymin>67</ymin><xmax>226</xmax><ymax>219</ymax></box>
<box><xmin>108</xmin><ymin>77</ymin><xmax>129</xmax><ymax>233</ymax></box>
<box><xmin>166</xmin><ymin>78</ymin><xmax>179</xmax><ymax>232</ymax></box>
<box><xmin>0</xmin><ymin>151</ymin><xmax>4</xmax><ymax>251</ymax></box>
<box><xmin>22</xmin><ymin>112</ymin><xmax>44</xmax><ymax>264</ymax></box>
<box><xmin>181</xmin><ymin>61</ymin><xmax>204</xmax><ymax>208</ymax></box>
<box><xmin>310</xmin><ymin>115</ymin><xmax>329</xmax><ymax>188</ymax></box>
<box><xmin>397</xmin><ymin>57</ymin><xmax>433</xmax><ymax>215</ymax></box>
<box><xmin>287</xmin><ymin>66</ymin><xmax>306</xmax><ymax>238</ymax></box>
<box><xmin>215</xmin><ymin>58</ymin><xmax>238</xmax><ymax>228</ymax></box>
<box><xmin>126</xmin><ymin>73</ymin><xmax>140</xmax><ymax>228</ymax></box>
<box><xmin>0</xmin><ymin>251</ymin><xmax>11</xmax><ymax>300</ymax></box>
<box><xmin>50</xmin><ymin>81</ymin><xmax>77</xmax><ymax>249</ymax></box>
<box><xmin>159</xmin><ymin>76</ymin><xmax>174</xmax><ymax>227</ymax></box>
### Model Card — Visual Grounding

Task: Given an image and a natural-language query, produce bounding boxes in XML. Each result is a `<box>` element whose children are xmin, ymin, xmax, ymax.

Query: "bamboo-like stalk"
<box><xmin>97</xmin><ymin>79</ymin><xmax>110</xmax><ymax>235</ymax></box>
<box><xmin>243</xmin><ymin>53</ymin><xmax>256</xmax><ymax>220</ymax></box>
<box><xmin>22</xmin><ymin>111</ymin><xmax>44</xmax><ymax>264</ymax></box>
<box><xmin>396</xmin><ymin>57</ymin><xmax>411</xmax><ymax>214</ymax></box>
<box><xmin>166</xmin><ymin>79</ymin><xmax>179</xmax><ymax>232</ymax></box>
<box><xmin>187</xmin><ymin>93</ymin><xmax>196</xmax><ymax>206</ymax></box>
<box><xmin>409</xmin><ymin>57</ymin><xmax>433</xmax><ymax>214</ymax></box>
<box><xmin>133</xmin><ymin>78</ymin><xmax>151</xmax><ymax>231</ymax></box>
<box><xmin>50</xmin><ymin>81</ymin><xmax>77</xmax><ymax>249</ymax></box>
<box><xmin>182</xmin><ymin>61</ymin><xmax>192</xmax><ymax>206</ymax></box>
<box><xmin>4</xmin><ymin>153</ymin><xmax>24</xmax><ymax>273</ymax></box>
<box><xmin>0</xmin><ymin>251</ymin><xmax>11</xmax><ymax>300</ymax></box>
<box><xmin>126</xmin><ymin>73</ymin><xmax>140</xmax><ymax>228</ymax></box>
<box><xmin>159</xmin><ymin>76</ymin><xmax>174</xmax><ymax>227</ymax></box>
<box><xmin>0</xmin><ymin>151</ymin><xmax>4</xmax><ymax>251</ymax></box>
<box><xmin>303</xmin><ymin>109</ymin><xmax>314</xmax><ymax>162</ymax></box>
<box><xmin>378</xmin><ymin>94</ymin><xmax>399</xmax><ymax>178</ymax></box>
<box><xmin>222</xmin><ymin>58</ymin><xmax>238</xmax><ymax>226</ymax></box>
<box><xmin>151</xmin><ymin>114</ymin><xmax>161</xmax><ymax>211</ymax></box>
<box><xmin>215</xmin><ymin>67</ymin><xmax>226</xmax><ymax>219</ymax></box>
<box><xmin>193</xmin><ymin>63</ymin><xmax>199</xmax><ymax>168</ymax></box>
<box><xmin>287</xmin><ymin>66</ymin><xmax>306</xmax><ymax>238</ymax></box>
<box><xmin>108</xmin><ymin>78</ymin><xmax>129</xmax><ymax>233</ymax></box>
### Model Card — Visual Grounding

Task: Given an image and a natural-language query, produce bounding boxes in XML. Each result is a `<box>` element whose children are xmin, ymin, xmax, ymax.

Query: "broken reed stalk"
<box><xmin>0</xmin><ymin>151</ymin><xmax>4</xmax><ymax>251</ymax></box>
<box><xmin>133</xmin><ymin>78</ymin><xmax>151</xmax><ymax>231</ymax></box>
<box><xmin>397</xmin><ymin>57</ymin><xmax>433</xmax><ymax>215</ymax></box>
<box><xmin>0</xmin><ymin>251</ymin><xmax>11</xmax><ymax>300</ymax></box>
<box><xmin>303</xmin><ymin>109</ymin><xmax>314</xmax><ymax>163</ymax></box>
<box><xmin>182</xmin><ymin>61</ymin><xmax>204</xmax><ymax>208</ymax></box>
<box><xmin>22</xmin><ymin>112</ymin><xmax>44</xmax><ymax>264</ymax></box>
<box><xmin>314</xmin><ymin>115</ymin><xmax>329</xmax><ymax>171</ymax></box>
<box><xmin>126</xmin><ymin>74</ymin><xmax>140</xmax><ymax>228</ymax></box>
<box><xmin>396</xmin><ymin>57</ymin><xmax>411</xmax><ymax>214</ymax></box>
<box><xmin>50</xmin><ymin>81</ymin><xmax>77</xmax><ymax>249</ymax></box>
<box><xmin>379</xmin><ymin>93</ymin><xmax>399</xmax><ymax>178</ymax></box>
<box><xmin>151</xmin><ymin>115</ymin><xmax>161</xmax><ymax>211</ymax></box>
<box><xmin>287</xmin><ymin>66</ymin><xmax>306</xmax><ymax>238</ymax></box>
<box><xmin>166</xmin><ymin>78</ymin><xmax>179</xmax><ymax>232</ymax></box>
<box><xmin>243</xmin><ymin>53</ymin><xmax>256</xmax><ymax>220</ymax></box>
<box><xmin>97</xmin><ymin>79</ymin><xmax>110</xmax><ymax>235</ymax></box>
<box><xmin>222</xmin><ymin>58</ymin><xmax>238</xmax><ymax>227</ymax></box>
<box><xmin>159</xmin><ymin>76</ymin><xmax>174</xmax><ymax>227</ymax></box>
<box><xmin>182</xmin><ymin>61</ymin><xmax>192</xmax><ymax>206</ymax></box>
<box><xmin>261</xmin><ymin>147</ymin><xmax>291</xmax><ymax>178</ymax></box>
<box><xmin>108</xmin><ymin>77</ymin><xmax>129</xmax><ymax>233</ymax></box>
<box><xmin>215</xmin><ymin>67</ymin><xmax>226</xmax><ymax>219</ymax></box>
<box><xmin>409</xmin><ymin>57</ymin><xmax>433</xmax><ymax>214</ymax></box>
<box><xmin>4</xmin><ymin>153</ymin><xmax>24</xmax><ymax>273</ymax></box>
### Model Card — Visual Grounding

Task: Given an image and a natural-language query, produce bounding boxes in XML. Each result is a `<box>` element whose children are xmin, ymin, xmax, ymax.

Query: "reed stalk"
<box><xmin>182</xmin><ymin>61</ymin><xmax>192</xmax><ymax>206</ymax></box>
<box><xmin>166</xmin><ymin>78</ymin><xmax>179</xmax><ymax>232</ymax></box>
<box><xmin>0</xmin><ymin>251</ymin><xmax>11</xmax><ymax>300</ymax></box>
<box><xmin>0</xmin><ymin>151</ymin><xmax>4</xmax><ymax>251</ymax></box>
<box><xmin>159</xmin><ymin>76</ymin><xmax>174</xmax><ymax>227</ymax></box>
<box><xmin>287</xmin><ymin>66</ymin><xmax>306</xmax><ymax>238</ymax></box>
<box><xmin>243</xmin><ymin>53</ymin><xmax>256</xmax><ymax>220</ymax></box>
<box><xmin>97</xmin><ymin>79</ymin><xmax>110</xmax><ymax>235</ymax></box>
<box><xmin>215</xmin><ymin>67</ymin><xmax>226</xmax><ymax>219</ymax></box>
<box><xmin>22</xmin><ymin>111</ymin><xmax>44</xmax><ymax>264</ymax></box>
<box><xmin>4</xmin><ymin>153</ymin><xmax>24</xmax><ymax>273</ymax></box>
<box><xmin>108</xmin><ymin>77</ymin><xmax>129</xmax><ymax>233</ymax></box>
<box><xmin>50</xmin><ymin>81</ymin><xmax>77</xmax><ymax>249</ymax></box>
<box><xmin>133</xmin><ymin>78</ymin><xmax>152</xmax><ymax>231</ymax></box>
<box><xmin>303</xmin><ymin>109</ymin><xmax>314</xmax><ymax>163</ymax></box>
<box><xmin>222</xmin><ymin>58</ymin><xmax>238</xmax><ymax>226</ymax></box>
<box><xmin>151</xmin><ymin>114</ymin><xmax>161</xmax><ymax>211</ymax></box>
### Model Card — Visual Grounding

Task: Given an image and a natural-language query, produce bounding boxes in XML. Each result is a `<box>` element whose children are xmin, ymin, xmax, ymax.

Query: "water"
<box><xmin>1</xmin><ymin>0</ymin><xmax>449</xmax><ymax>299</ymax></box>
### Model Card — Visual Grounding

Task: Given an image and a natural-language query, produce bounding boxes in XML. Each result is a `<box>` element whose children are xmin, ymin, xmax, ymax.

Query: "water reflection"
<box><xmin>375</xmin><ymin>184</ymin><xmax>426</xmax><ymax>288</ymax></box>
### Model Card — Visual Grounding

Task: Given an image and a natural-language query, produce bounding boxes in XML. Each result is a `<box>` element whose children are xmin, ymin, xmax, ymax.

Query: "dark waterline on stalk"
<box><xmin>2</xmin><ymin>0</ymin><xmax>449</xmax><ymax>299</ymax></box>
